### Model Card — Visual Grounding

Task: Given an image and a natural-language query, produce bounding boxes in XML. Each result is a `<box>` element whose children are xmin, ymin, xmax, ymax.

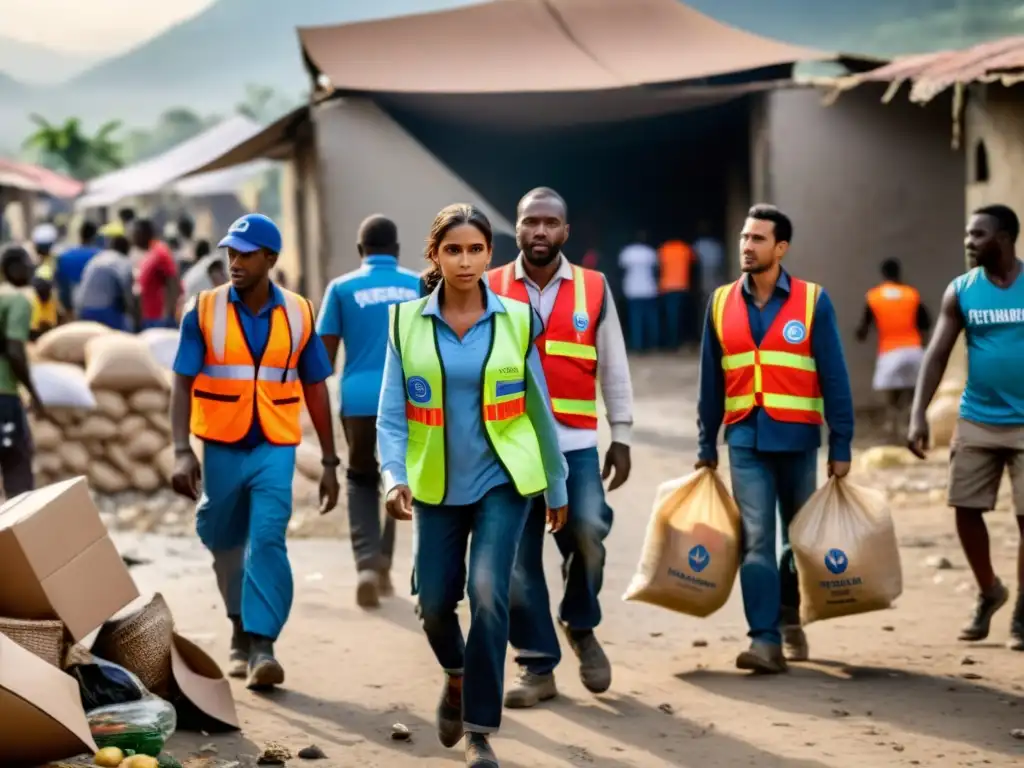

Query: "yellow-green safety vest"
<box><xmin>389</xmin><ymin>295</ymin><xmax>548</xmax><ymax>505</ymax></box>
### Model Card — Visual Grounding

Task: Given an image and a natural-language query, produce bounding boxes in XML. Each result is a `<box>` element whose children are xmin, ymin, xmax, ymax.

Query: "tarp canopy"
<box><xmin>300</xmin><ymin>0</ymin><xmax>839</xmax><ymax>95</ymax></box>
<box><xmin>172</xmin><ymin>160</ymin><xmax>277</xmax><ymax>198</ymax></box>
<box><xmin>183</xmin><ymin>107</ymin><xmax>308</xmax><ymax>178</ymax></box>
<box><xmin>76</xmin><ymin>116</ymin><xmax>263</xmax><ymax>208</ymax></box>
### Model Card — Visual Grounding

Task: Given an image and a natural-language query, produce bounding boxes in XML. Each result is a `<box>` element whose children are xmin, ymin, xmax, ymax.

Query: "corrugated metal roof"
<box><xmin>0</xmin><ymin>158</ymin><xmax>84</xmax><ymax>198</ymax></box>
<box><xmin>836</xmin><ymin>35</ymin><xmax>1024</xmax><ymax>104</ymax></box>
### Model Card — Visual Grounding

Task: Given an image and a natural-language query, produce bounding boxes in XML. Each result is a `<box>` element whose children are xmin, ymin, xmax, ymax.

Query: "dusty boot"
<box><xmin>246</xmin><ymin>635</ymin><xmax>285</xmax><ymax>691</ymax></box>
<box><xmin>227</xmin><ymin>616</ymin><xmax>249</xmax><ymax>679</ymax></box>
<box><xmin>503</xmin><ymin>670</ymin><xmax>558</xmax><ymax>709</ymax></box>
<box><xmin>378</xmin><ymin>568</ymin><xmax>395</xmax><ymax>598</ymax></box>
<box><xmin>959</xmin><ymin>580</ymin><xmax>1009</xmax><ymax>642</ymax></box>
<box><xmin>562</xmin><ymin>626</ymin><xmax>611</xmax><ymax>694</ymax></box>
<box><xmin>736</xmin><ymin>640</ymin><xmax>788</xmax><ymax>674</ymax></box>
<box><xmin>1008</xmin><ymin>594</ymin><xmax>1024</xmax><ymax>651</ymax></box>
<box><xmin>780</xmin><ymin>608</ymin><xmax>809</xmax><ymax>662</ymax></box>
<box><xmin>437</xmin><ymin>673</ymin><xmax>464</xmax><ymax>748</ymax></box>
<box><xmin>356</xmin><ymin>569</ymin><xmax>381</xmax><ymax>609</ymax></box>
<box><xmin>465</xmin><ymin>733</ymin><xmax>499</xmax><ymax>768</ymax></box>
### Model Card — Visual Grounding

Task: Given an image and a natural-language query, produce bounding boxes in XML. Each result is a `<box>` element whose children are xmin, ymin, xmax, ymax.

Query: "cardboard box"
<box><xmin>0</xmin><ymin>477</ymin><xmax>139</xmax><ymax>641</ymax></box>
<box><xmin>0</xmin><ymin>632</ymin><xmax>97</xmax><ymax>765</ymax></box>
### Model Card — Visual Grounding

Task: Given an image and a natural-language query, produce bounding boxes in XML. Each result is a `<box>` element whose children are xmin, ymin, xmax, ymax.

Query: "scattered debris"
<box><xmin>882</xmin><ymin>625</ymin><xmax>895</xmax><ymax>632</ymax></box>
<box><xmin>649</xmin><ymin>632</ymin><xmax>663</xmax><ymax>638</ymax></box>
<box><xmin>1011</xmin><ymin>729</ymin><xmax>1024</xmax><ymax>740</ymax></box>
<box><xmin>925</xmin><ymin>555</ymin><xmax>953</xmax><ymax>570</ymax></box>
<box><xmin>692</xmin><ymin>639</ymin><xmax>708</xmax><ymax>648</ymax></box>
<box><xmin>658</xmin><ymin>703</ymin><xmax>675</xmax><ymax>715</ymax></box>
<box><xmin>198</xmin><ymin>744</ymin><xmax>218</xmax><ymax>754</ymax></box>
<box><xmin>297</xmin><ymin>745</ymin><xmax>327</xmax><ymax>760</ymax></box>
<box><xmin>257</xmin><ymin>742</ymin><xmax>292</xmax><ymax>765</ymax></box>
<box><xmin>390</xmin><ymin>723</ymin><xmax>411</xmax><ymax>741</ymax></box>
<box><xmin>831</xmin><ymin>709</ymin><xmax>850</xmax><ymax>717</ymax></box>
<box><xmin>960</xmin><ymin>655</ymin><xmax>978</xmax><ymax>666</ymax></box>
<box><xmin>960</xmin><ymin>672</ymin><xmax>983</xmax><ymax>680</ymax></box>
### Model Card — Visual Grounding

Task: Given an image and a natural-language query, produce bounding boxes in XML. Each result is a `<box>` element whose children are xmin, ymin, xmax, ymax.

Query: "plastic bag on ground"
<box><xmin>31</xmin><ymin>362</ymin><xmax>97</xmax><ymax>409</ymax></box>
<box><xmin>622</xmin><ymin>467</ymin><xmax>741</xmax><ymax>617</ymax></box>
<box><xmin>790</xmin><ymin>477</ymin><xmax>903</xmax><ymax>625</ymax></box>
<box><xmin>67</xmin><ymin>656</ymin><xmax>147</xmax><ymax>712</ymax></box>
<box><xmin>87</xmin><ymin>696</ymin><xmax>177</xmax><ymax>757</ymax></box>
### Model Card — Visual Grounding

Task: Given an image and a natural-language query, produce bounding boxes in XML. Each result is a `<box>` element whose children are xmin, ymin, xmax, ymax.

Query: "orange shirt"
<box><xmin>866</xmin><ymin>281</ymin><xmax>922</xmax><ymax>354</ymax></box>
<box><xmin>658</xmin><ymin>240</ymin><xmax>693</xmax><ymax>292</ymax></box>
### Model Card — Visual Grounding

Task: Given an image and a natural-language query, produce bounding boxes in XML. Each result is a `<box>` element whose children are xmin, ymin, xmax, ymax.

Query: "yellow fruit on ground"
<box><xmin>120</xmin><ymin>756</ymin><xmax>159</xmax><ymax>768</ymax></box>
<box><xmin>93</xmin><ymin>747</ymin><xmax>124</xmax><ymax>767</ymax></box>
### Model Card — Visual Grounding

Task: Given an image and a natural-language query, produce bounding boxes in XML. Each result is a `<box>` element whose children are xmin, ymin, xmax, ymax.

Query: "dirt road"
<box><xmin>116</xmin><ymin>357</ymin><xmax>1024</xmax><ymax>767</ymax></box>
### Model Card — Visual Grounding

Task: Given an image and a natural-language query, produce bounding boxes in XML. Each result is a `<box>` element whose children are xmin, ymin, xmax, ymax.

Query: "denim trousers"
<box><xmin>627</xmin><ymin>297</ymin><xmax>660</xmax><ymax>351</ymax></box>
<box><xmin>728</xmin><ymin>446</ymin><xmax>817</xmax><ymax>645</ymax></box>
<box><xmin>195</xmin><ymin>441</ymin><xmax>296</xmax><ymax>640</ymax></box>
<box><xmin>412</xmin><ymin>482</ymin><xmax>530</xmax><ymax>733</ymax></box>
<box><xmin>508</xmin><ymin>447</ymin><xmax>613</xmax><ymax>674</ymax></box>
<box><xmin>341</xmin><ymin>416</ymin><xmax>396</xmax><ymax>573</ymax></box>
<box><xmin>659</xmin><ymin>290</ymin><xmax>692</xmax><ymax>349</ymax></box>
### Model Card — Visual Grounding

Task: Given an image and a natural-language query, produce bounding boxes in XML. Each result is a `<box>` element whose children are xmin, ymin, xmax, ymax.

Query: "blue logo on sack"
<box><xmin>407</xmin><ymin>376</ymin><xmax>431</xmax><ymax>404</ymax></box>
<box><xmin>573</xmin><ymin>311</ymin><xmax>589</xmax><ymax>332</ymax></box>
<box><xmin>824</xmin><ymin>548</ymin><xmax>848</xmax><ymax>575</ymax></box>
<box><xmin>782</xmin><ymin>320</ymin><xmax>807</xmax><ymax>344</ymax></box>
<box><xmin>688</xmin><ymin>545</ymin><xmax>711</xmax><ymax>573</ymax></box>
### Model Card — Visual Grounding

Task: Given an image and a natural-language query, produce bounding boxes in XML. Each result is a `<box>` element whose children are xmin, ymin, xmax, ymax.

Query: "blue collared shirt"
<box><xmin>697</xmin><ymin>271</ymin><xmax>854</xmax><ymax>463</ymax></box>
<box><xmin>174</xmin><ymin>283</ymin><xmax>334</xmax><ymax>448</ymax></box>
<box><xmin>377</xmin><ymin>282</ymin><xmax>569</xmax><ymax>508</ymax></box>
<box><xmin>316</xmin><ymin>255</ymin><xmax>422</xmax><ymax>418</ymax></box>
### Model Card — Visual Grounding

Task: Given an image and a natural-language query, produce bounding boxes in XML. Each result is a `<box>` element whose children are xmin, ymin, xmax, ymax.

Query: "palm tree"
<box><xmin>22</xmin><ymin>115</ymin><xmax>124</xmax><ymax>180</ymax></box>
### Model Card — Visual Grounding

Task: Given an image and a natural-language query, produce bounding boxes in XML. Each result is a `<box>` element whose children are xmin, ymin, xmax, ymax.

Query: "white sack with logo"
<box><xmin>622</xmin><ymin>467</ymin><xmax>741</xmax><ymax>617</ymax></box>
<box><xmin>790</xmin><ymin>477</ymin><xmax>903</xmax><ymax>625</ymax></box>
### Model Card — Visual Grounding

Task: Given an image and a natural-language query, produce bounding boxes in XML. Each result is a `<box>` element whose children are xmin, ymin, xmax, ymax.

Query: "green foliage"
<box><xmin>21</xmin><ymin>115</ymin><xmax>123</xmax><ymax>179</ymax></box>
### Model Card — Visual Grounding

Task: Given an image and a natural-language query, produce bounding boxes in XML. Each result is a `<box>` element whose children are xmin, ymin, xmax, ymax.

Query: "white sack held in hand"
<box><xmin>790</xmin><ymin>477</ymin><xmax>903</xmax><ymax>625</ymax></box>
<box><xmin>623</xmin><ymin>467</ymin><xmax>741</xmax><ymax>617</ymax></box>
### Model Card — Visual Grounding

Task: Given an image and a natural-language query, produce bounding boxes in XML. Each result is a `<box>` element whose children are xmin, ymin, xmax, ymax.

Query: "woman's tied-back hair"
<box><xmin>421</xmin><ymin>203</ymin><xmax>494</xmax><ymax>292</ymax></box>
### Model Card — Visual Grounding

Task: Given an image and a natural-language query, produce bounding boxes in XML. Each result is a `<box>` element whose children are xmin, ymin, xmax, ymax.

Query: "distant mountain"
<box><xmin>0</xmin><ymin>36</ymin><xmax>98</xmax><ymax>85</ymax></box>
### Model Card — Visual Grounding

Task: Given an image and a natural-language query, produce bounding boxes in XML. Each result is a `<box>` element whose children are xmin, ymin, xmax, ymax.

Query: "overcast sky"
<box><xmin>0</xmin><ymin>0</ymin><xmax>215</xmax><ymax>54</ymax></box>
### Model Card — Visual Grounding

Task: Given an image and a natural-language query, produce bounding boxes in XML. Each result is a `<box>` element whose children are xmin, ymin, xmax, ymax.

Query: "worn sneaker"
<box><xmin>958</xmin><ymin>580</ymin><xmax>1010</xmax><ymax>642</ymax></box>
<box><xmin>356</xmin><ymin>569</ymin><xmax>381</xmax><ymax>609</ymax></box>
<box><xmin>736</xmin><ymin>640</ymin><xmax>788</xmax><ymax>675</ymax></box>
<box><xmin>437</xmin><ymin>674</ymin><xmax>464</xmax><ymax>748</ymax></box>
<box><xmin>227</xmin><ymin>616</ymin><xmax>249</xmax><ymax>679</ymax></box>
<box><xmin>465</xmin><ymin>733</ymin><xmax>499</xmax><ymax>768</ymax></box>
<box><xmin>782</xmin><ymin>625</ymin><xmax>809</xmax><ymax>662</ymax></box>
<box><xmin>1008</xmin><ymin>594</ymin><xmax>1024</xmax><ymax>651</ymax></box>
<box><xmin>378</xmin><ymin>569</ymin><xmax>395</xmax><ymax>598</ymax></box>
<box><xmin>503</xmin><ymin>670</ymin><xmax>558</xmax><ymax>709</ymax></box>
<box><xmin>246</xmin><ymin>635</ymin><xmax>285</xmax><ymax>691</ymax></box>
<box><xmin>561</xmin><ymin>626</ymin><xmax>611</xmax><ymax>694</ymax></box>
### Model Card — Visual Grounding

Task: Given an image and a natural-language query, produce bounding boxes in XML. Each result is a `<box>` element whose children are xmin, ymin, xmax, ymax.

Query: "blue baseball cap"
<box><xmin>218</xmin><ymin>213</ymin><xmax>282</xmax><ymax>254</ymax></box>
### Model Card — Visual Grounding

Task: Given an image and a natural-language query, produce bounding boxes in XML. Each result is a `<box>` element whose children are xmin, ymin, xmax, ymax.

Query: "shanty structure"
<box><xmin>189</xmin><ymin>0</ymin><xmax>969</xmax><ymax>401</ymax></box>
<box><xmin>0</xmin><ymin>158</ymin><xmax>83</xmax><ymax>241</ymax></box>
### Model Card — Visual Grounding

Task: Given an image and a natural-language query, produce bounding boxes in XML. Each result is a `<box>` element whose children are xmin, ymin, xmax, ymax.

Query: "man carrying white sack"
<box><xmin>695</xmin><ymin>204</ymin><xmax>855</xmax><ymax>674</ymax></box>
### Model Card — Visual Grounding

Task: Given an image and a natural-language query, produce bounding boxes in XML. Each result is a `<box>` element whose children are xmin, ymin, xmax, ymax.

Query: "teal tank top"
<box><xmin>955</xmin><ymin>265</ymin><xmax>1024</xmax><ymax>425</ymax></box>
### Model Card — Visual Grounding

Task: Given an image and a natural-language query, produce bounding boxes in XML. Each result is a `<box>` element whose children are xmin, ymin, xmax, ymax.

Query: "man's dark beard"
<box><xmin>741</xmin><ymin>262</ymin><xmax>771</xmax><ymax>274</ymax></box>
<box><xmin>522</xmin><ymin>242</ymin><xmax>563</xmax><ymax>267</ymax></box>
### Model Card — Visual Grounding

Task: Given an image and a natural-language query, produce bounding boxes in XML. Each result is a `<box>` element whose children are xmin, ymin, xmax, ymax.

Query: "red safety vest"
<box><xmin>711</xmin><ymin>276</ymin><xmax>823</xmax><ymax>426</ymax></box>
<box><xmin>489</xmin><ymin>262</ymin><xmax>605</xmax><ymax>430</ymax></box>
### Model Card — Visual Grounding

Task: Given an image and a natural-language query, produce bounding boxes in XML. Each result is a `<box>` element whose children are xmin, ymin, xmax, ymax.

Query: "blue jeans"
<box><xmin>412</xmin><ymin>482</ymin><xmax>530</xmax><ymax>733</ymax></box>
<box><xmin>627</xmin><ymin>297</ymin><xmax>659</xmax><ymax>351</ymax></box>
<box><xmin>660</xmin><ymin>290</ymin><xmax>691</xmax><ymax>349</ymax></box>
<box><xmin>508</xmin><ymin>447</ymin><xmax>613</xmax><ymax>674</ymax></box>
<box><xmin>728</xmin><ymin>446</ymin><xmax>817</xmax><ymax>645</ymax></box>
<box><xmin>79</xmin><ymin>306</ymin><xmax>127</xmax><ymax>331</ymax></box>
<box><xmin>195</xmin><ymin>441</ymin><xmax>296</xmax><ymax>640</ymax></box>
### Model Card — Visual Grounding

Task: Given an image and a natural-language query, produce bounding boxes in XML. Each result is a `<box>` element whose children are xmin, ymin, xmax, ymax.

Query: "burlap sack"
<box><xmin>47</xmin><ymin>407</ymin><xmax>80</xmax><ymax>428</ymax></box>
<box><xmin>34</xmin><ymin>451</ymin><xmax>62</xmax><ymax>475</ymax></box>
<box><xmin>88</xmin><ymin>461</ymin><xmax>128</xmax><ymax>494</ymax></box>
<box><xmin>57</xmin><ymin>442</ymin><xmax>90</xmax><ymax>475</ymax></box>
<box><xmin>156</xmin><ymin>445</ymin><xmax>175</xmax><ymax>484</ymax></box>
<box><xmin>32</xmin><ymin>419</ymin><xmax>61</xmax><ymax>452</ymax></box>
<box><xmin>86</xmin><ymin>441</ymin><xmax>107</xmax><ymax>459</ymax></box>
<box><xmin>93</xmin><ymin>389</ymin><xmax>129</xmax><ymax>421</ymax></box>
<box><xmin>146</xmin><ymin>411</ymin><xmax>172</xmax><ymax>436</ymax></box>
<box><xmin>790</xmin><ymin>477</ymin><xmax>903</xmax><ymax>625</ymax></box>
<box><xmin>129</xmin><ymin>389</ymin><xmax>169</xmax><ymax>414</ymax></box>
<box><xmin>622</xmin><ymin>468</ymin><xmax>741</xmax><ymax>617</ymax></box>
<box><xmin>927</xmin><ymin>393</ymin><xmax>959</xmax><ymax>448</ymax></box>
<box><xmin>107</xmin><ymin>443</ymin><xmax>136</xmax><ymax>475</ymax></box>
<box><xmin>35</xmin><ymin>321</ymin><xmax>113</xmax><ymax>365</ymax></box>
<box><xmin>77</xmin><ymin>414</ymin><xmax>119</xmax><ymax>441</ymax></box>
<box><xmin>129</xmin><ymin>463</ymin><xmax>162</xmax><ymax>493</ymax></box>
<box><xmin>120</xmin><ymin>414</ymin><xmax>148</xmax><ymax>436</ymax></box>
<box><xmin>125</xmin><ymin>429</ymin><xmax>165</xmax><ymax>461</ymax></box>
<box><xmin>85</xmin><ymin>334</ymin><xmax>169</xmax><ymax>393</ymax></box>
<box><xmin>30</xmin><ymin>362</ymin><xmax>97</xmax><ymax>410</ymax></box>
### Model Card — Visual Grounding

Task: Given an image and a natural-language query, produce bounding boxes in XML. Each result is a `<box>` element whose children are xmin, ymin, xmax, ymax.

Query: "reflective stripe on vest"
<box><xmin>190</xmin><ymin>285</ymin><xmax>312</xmax><ymax>445</ymax></box>
<box><xmin>489</xmin><ymin>261</ymin><xmax>603</xmax><ymax>429</ymax></box>
<box><xmin>390</xmin><ymin>294</ymin><xmax>547</xmax><ymax>505</ymax></box>
<box><xmin>712</xmin><ymin>277</ymin><xmax>824</xmax><ymax>425</ymax></box>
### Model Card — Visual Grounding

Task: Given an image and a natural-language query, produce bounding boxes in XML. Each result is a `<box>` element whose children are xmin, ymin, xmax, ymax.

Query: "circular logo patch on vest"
<box><xmin>407</xmin><ymin>376</ymin><xmax>431</xmax><ymax>404</ymax></box>
<box><xmin>573</xmin><ymin>311</ymin><xmax>589</xmax><ymax>332</ymax></box>
<box><xmin>782</xmin><ymin>319</ymin><xmax>807</xmax><ymax>344</ymax></box>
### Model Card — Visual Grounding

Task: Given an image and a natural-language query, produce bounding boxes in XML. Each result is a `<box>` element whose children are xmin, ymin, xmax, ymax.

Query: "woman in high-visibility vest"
<box><xmin>378</xmin><ymin>203</ymin><xmax>568</xmax><ymax>768</ymax></box>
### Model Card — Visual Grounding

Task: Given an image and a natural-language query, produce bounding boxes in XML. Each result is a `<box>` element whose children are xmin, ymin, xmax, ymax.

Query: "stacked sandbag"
<box><xmin>927</xmin><ymin>377</ymin><xmax>964</xmax><ymax>448</ymax></box>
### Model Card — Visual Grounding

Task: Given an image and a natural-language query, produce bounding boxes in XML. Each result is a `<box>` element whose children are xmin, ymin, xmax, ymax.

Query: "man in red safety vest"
<box><xmin>488</xmin><ymin>187</ymin><xmax>634</xmax><ymax>708</ymax></box>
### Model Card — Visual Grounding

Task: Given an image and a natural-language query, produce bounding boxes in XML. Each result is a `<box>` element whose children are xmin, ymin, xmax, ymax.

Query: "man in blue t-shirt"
<box><xmin>56</xmin><ymin>220</ymin><xmax>102</xmax><ymax>310</ymax></box>
<box><xmin>909</xmin><ymin>203</ymin><xmax>1024</xmax><ymax>652</ymax></box>
<box><xmin>317</xmin><ymin>214</ymin><xmax>420</xmax><ymax>608</ymax></box>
